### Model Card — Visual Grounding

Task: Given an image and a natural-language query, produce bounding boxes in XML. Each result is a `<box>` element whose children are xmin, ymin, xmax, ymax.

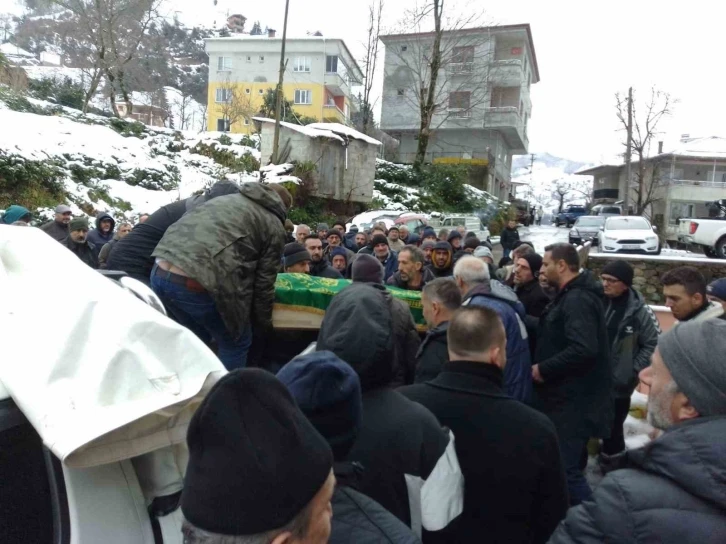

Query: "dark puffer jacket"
<box><xmin>153</xmin><ymin>183</ymin><xmax>287</xmax><ymax>335</ymax></box>
<box><xmin>414</xmin><ymin>322</ymin><xmax>449</xmax><ymax>384</ymax></box>
<box><xmin>40</xmin><ymin>219</ymin><xmax>69</xmax><ymax>241</ymax></box>
<box><xmin>462</xmin><ymin>281</ymin><xmax>533</xmax><ymax>403</ymax></box>
<box><xmin>63</xmin><ymin>236</ymin><xmax>98</xmax><ymax>269</ymax></box>
<box><xmin>534</xmin><ymin>272</ymin><xmax>612</xmax><ymax>439</ymax></box>
<box><xmin>317</xmin><ymin>283</ymin><xmax>463</xmax><ymax>536</ymax></box>
<box><xmin>310</xmin><ymin>258</ymin><xmax>343</xmax><ymax>279</ymax></box>
<box><xmin>548</xmin><ymin>416</ymin><xmax>726</xmax><ymax>544</ymax></box>
<box><xmin>86</xmin><ymin>212</ymin><xmax>115</xmax><ymax>259</ymax></box>
<box><xmin>107</xmin><ymin>181</ymin><xmax>241</xmax><ymax>283</ymax></box>
<box><xmin>607</xmin><ymin>288</ymin><xmax>660</xmax><ymax>399</ymax></box>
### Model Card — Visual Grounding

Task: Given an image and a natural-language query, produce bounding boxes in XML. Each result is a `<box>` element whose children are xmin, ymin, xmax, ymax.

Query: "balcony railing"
<box><xmin>448</xmin><ymin>108</ymin><xmax>472</xmax><ymax>118</ymax></box>
<box><xmin>668</xmin><ymin>179</ymin><xmax>726</xmax><ymax>188</ymax></box>
<box><xmin>447</xmin><ymin>62</ymin><xmax>474</xmax><ymax>74</ymax></box>
<box><xmin>397</xmin><ymin>151</ymin><xmax>494</xmax><ymax>166</ymax></box>
<box><xmin>324</xmin><ymin>72</ymin><xmax>350</xmax><ymax>97</ymax></box>
<box><xmin>323</xmin><ymin>104</ymin><xmax>348</xmax><ymax>124</ymax></box>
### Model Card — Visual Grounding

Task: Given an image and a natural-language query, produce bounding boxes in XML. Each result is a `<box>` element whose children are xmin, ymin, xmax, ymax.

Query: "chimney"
<box><xmin>268</xmin><ymin>28</ymin><xmax>276</xmax><ymax>38</ymax></box>
<box><xmin>658</xmin><ymin>141</ymin><xmax>663</xmax><ymax>154</ymax></box>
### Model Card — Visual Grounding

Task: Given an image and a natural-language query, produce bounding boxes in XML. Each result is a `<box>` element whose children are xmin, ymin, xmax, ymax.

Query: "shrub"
<box><xmin>28</xmin><ymin>77</ymin><xmax>85</xmax><ymax>110</ymax></box>
<box><xmin>0</xmin><ymin>153</ymin><xmax>66</xmax><ymax>210</ymax></box>
<box><xmin>191</xmin><ymin>142</ymin><xmax>260</xmax><ymax>173</ymax></box>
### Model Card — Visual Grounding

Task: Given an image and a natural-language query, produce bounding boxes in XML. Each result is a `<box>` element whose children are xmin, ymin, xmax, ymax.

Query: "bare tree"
<box><xmin>50</xmin><ymin>0</ymin><xmax>161</xmax><ymax>117</ymax></box>
<box><xmin>388</xmin><ymin>1</ymin><xmax>491</xmax><ymax>166</ymax></box>
<box><xmin>214</xmin><ymin>77</ymin><xmax>256</xmax><ymax>132</ymax></box>
<box><xmin>359</xmin><ymin>0</ymin><xmax>384</xmax><ymax>135</ymax></box>
<box><xmin>551</xmin><ymin>177</ymin><xmax>592</xmax><ymax>213</ymax></box>
<box><xmin>616</xmin><ymin>87</ymin><xmax>674</xmax><ymax>215</ymax></box>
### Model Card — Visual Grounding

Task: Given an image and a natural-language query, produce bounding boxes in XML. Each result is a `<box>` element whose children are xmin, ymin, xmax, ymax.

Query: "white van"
<box><xmin>431</xmin><ymin>215</ymin><xmax>491</xmax><ymax>243</ymax></box>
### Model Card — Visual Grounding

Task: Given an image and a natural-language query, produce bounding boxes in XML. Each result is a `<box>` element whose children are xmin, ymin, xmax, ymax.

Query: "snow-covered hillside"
<box><xmin>0</xmin><ymin>89</ymin><xmax>260</xmax><ymax>222</ymax></box>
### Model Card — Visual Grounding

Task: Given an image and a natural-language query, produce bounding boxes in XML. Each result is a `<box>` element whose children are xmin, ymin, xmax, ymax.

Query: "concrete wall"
<box><xmin>259</xmin><ymin>123</ymin><xmax>375</xmax><ymax>203</ymax></box>
<box><xmin>587</xmin><ymin>253</ymin><xmax>726</xmax><ymax>304</ymax></box>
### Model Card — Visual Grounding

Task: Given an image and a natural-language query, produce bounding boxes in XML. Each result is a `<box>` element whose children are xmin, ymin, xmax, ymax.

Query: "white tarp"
<box><xmin>0</xmin><ymin>226</ymin><xmax>226</xmax><ymax>468</ymax></box>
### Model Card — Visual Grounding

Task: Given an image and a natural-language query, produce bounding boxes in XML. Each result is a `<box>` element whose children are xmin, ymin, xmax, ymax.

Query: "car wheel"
<box><xmin>655</xmin><ymin>246</ymin><xmax>661</xmax><ymax>256</ymax></box>
<box><xmin>716</xmin><ymin>236</ymin><xmax>726</xmax><ymax>259</ymax></box>
<box><xmin>704</xmin><ymin>246</ymin><xmax>717</xmax><ymax>258</ymax></box>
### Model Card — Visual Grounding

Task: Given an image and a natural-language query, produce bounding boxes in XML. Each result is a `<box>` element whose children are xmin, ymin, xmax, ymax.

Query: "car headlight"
<box><xmin>604</xmin><ymin>236</ymin><xmax>617</xmax><ymax>241</ymax></box>
<box><xmin>646</xmin><ymin>236</ymin><xmax>657</xmax><ymax>241</ymax></box>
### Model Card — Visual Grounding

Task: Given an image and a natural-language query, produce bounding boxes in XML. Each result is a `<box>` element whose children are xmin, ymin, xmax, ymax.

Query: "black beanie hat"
<box><xmin>447</xmin><ymin>230</ymin><xmax>463</xmax><ymax>242</ymax></box>
<box><xmin>327</xmin><ymin>228</ymin><xmax>343</xmax><ymax>240</ymax></box>
<box><xmin>283</xmin><ymin>242</ymin><xmax>311</xmax><ymax>268</ymax></box>
<box><xmin>182</xmin><ymin>369</ymin><xmax>333</xmax><ymax>535</ymax></box>
<box><xmin>277</xmin><ymin>351</ymin><xmax>362</xmax><ymax>460</ymax></box>
<box><xmin>352</xmin><ymin>253</ymin><xmax>384</xmax><ymax>283</ymax></box>
<box><xmin>521</xmin><ymin>253</ymin><xmax>543</xmax><ymax>278</ymax></box>
<box><xmin>601</xmin><ymin>260</ymin><xmax>634</xmax><ymax>287</ymax></box>
<box><xmin>433</xmin><ymin>240</ymin><xmax>453</xmax><ymax>253</ymax></box>
<box><xmin>464</xmin><ymin>236</ymin><xmax>481</xmax><ymax>250</ymax></box>
<box><xmin>370</xmin><ymin>233</ymin><xmax>389</xmax><ymax>247</ymax></box>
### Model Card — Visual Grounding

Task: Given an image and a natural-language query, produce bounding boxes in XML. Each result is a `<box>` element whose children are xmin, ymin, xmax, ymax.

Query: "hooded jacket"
<box><xmin>153</xmin><ymin>183</ymin><xmax>287</xmax><ymax>335</ymax></box>
<box><xmin>606</xmin><ymin>288</ymin><xmax>660</xmax><ymax>398</ymax></box>
<box><xmin>2</xmin><ymin>205</ymin><xmax>31</xmax><ymax>224</ymax></box>
<box><xmin>425</xmin><ymin>243</ymin><xmax>453</xmax><ymax>278</ymax></box>
<box><xmin>86</xmin><ymin>212</ymin><xmax>116</xmax><ymax>259</ymax></box>
<box><xmin>106</xmin><ymin>180</ymin><xmax>241</xmax><ymax>283</ymax></box>
<box><xmin>462</xmin><ymin>281</ymin><xmax>533</xmax><ymax>403</ymax></box>
<box><xmin>63</xmin><ymin>235</ymin><xmax>98</xmax><ymax>269</ymax></box>
<box><xmin>317</xmin><ymin>282</ymin><xmax>463</xmax><ymax>537</ymax></box>
<box><xmin>533</xmin><ymin>272</ymin><xmax>612</xmax><ymax>439</ymax></box>
<box><xmin>414</xmin><ymin>321</ymin><xmax>449</xmax><ymax>384</ymax></box>
<box><xmin>386</xmin><ymin>267</ymin><xmax>436</xmax><ymax>291</ymax></box>
<box><xmin>680</xmin><ymin>300</ymin><xmax>725</xmax><ymax>323</ymax></box>
<box><xmin>548</xmin><ymin>416</ymin><xmax>726</xmax><ymax>544</ymax></box>
<box><xmin>515</xmin><ymin>279</ymin><xmax>550</xmax><ymax>318</ymax></box>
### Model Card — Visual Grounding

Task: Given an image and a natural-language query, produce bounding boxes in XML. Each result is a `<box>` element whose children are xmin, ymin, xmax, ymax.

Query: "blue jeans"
<box><xmin>150</xmin><ymin>265</ymin><xmax>252</xmax><ymax>370</ymax></box>
<box><xmin>502</xmin><ymin>248</ymin><xmax>512</xmax><ymax>260</ymax></box>
<box><xmin>560</xmin><ymin>436</ymin><xmax>592</xmax><ymax>506</ymax></box>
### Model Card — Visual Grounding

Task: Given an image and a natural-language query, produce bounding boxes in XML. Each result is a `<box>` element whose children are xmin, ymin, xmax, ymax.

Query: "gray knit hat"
<box><xmin>658</xmin><ymin>319</ymin><xmax>726</xmax><ymax>417</ymax></box>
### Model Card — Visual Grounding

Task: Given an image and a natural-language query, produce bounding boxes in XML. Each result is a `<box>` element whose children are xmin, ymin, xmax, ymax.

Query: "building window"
<box><xmin>246</xmin><ymin>55</ymin><xmax>251</xmax><ymax>63</ymax></box>
<box><xmin>451</xmin><ymin>46</ymin><xmax>474</xmax><ymax>64</ymax></box>
<box><xmin>448</xmin><ymin>91</ymin><xmax>471</xmax><ymax>110</ymax></box>
<box><xmin>259</xmin><ymin>55</ymin><xmax>265</xmax><ymax>63</ymax></box>
<box><xmin>245</xmin><ymin>88</ymin><xmax>251</xmax><ymax>94</ymax></box>
<box><xmin>294</xmin><ymin>57</ymin><xmax>311</xmax><ymax>72</ymax></box>
<box><xmin>401</xmin><ymin>45</ymin><xmax>408</xmax><ymax>52</ymax></box>
<box><xmin>217</xmin><ymin>118</ymin><xmax>230</xmax><ymax>132</ymax></box>
<box><xmin>217</xmin><ymin>56</ymin><xmax>232</xmax><ymax>71</ymax></box>
<box><xmin>294</xmin><ymin>89</ymin><xmax>312</xmax><ymax>104</ymax></box>
<box><xmin>326</xmin><ymin>55</ymin><xmax>338</xmax><ymax>73</ymax></box>
<box><xmin>243</xmin><ymin>118</ymin><xmax>250</xmax><ymax>126</ymax></box>
<box><xmin>397</xmin><ymin>89</ymin><xmax>405</xmax><ymax>96</ymax></box>
<box><xmin>215</xmin><ymin>88</ymin><xmax>232</xmax><ymax>103</ymax></box>
<box><xmin>258</xmin><ymin>89</ymin><xmax>264</xmax><ymax>95</ymax></box>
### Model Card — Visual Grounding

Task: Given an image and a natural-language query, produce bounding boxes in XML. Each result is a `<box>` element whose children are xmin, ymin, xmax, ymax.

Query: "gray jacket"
<box><xmin>548</xmin><ymin>416</ymin><xmax>726</xmax><ymax>544</ymax></box>
<box><xmin>607</xmin><ymin>288</ymin><xmax>660</xmax><ymax>398</ymax></box>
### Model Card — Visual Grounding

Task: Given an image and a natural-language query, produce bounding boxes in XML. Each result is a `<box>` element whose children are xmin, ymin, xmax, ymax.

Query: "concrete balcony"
<box><xmin>324</xmin><ymin>72</ymin><xmax>350</xmax><ymax>97</ymax></box>
<box><xmin>323</xmin><ymin>104</ymin><xmax>348</xmax><ymax>124</ymax></box>
<box><xmin>446</xmin><ymin>62</ymin><xmax>474</xmax><ymax>76</ymax></box>
<box><xmin>483</xmin><ymin>107</ymin><xmax>528</xmax><ymax>154</ymax></box>
<box><xmin>490</xmin><ymin>59</ymin><xmax>524</xmax><ymax>85</ymax></box>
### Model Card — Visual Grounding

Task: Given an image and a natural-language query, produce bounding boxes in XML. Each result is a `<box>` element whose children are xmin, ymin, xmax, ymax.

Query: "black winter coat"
<box><xmin>414</xmin><ymin>322</ymin><xmax>449</xmax><ymax>383</ymax></box>
<box><xmin>516</xmin><ymin>279</ymin><xmax>550</xmax><ymax>318</ymax></box>
<box><xmin>39</xmin><ymin>219</ymin><xmax>69</xmax><ymax>241</ymax></box>
<box><xmin>400</xmin><ymin>362</ymin><xmax>568</xmax><ymax>544</ymax></box>
<box><xmin>310</xmin><ymin>258</ymin><xmax>343</xmax><ymax>279</ymax></box>
<box><xmin>331</xmin><ymin>463</ymin><xmax>421</xmax><ymax>544</ymax></box>
<box><xmin>63</xmin><ymin>237</ymin><xmax>98</xmax><ymax>269</ymax></box>
<box><xmin>500</xmin><ymin>227</ymin><xmax>520</xmax><ymax>250</ymax></box>
<box><xmin>534</xmin><ymin>272</ymin><xmax>612</xmax><ymax>439</ymax></box>
<box><xmin>86</xmin><ymin>212</ymin><xmax>116</xmax><ymax>260</ymax></box>
<box><xmin>107</xmin><ymin>181</ymin><xmax>241</xmax><ymax>284</ymax></box>
<box><xmin>318</xmin><ymin>283</ymin><xmax>463</xmax><ymax>536</ymax></box>
<box><xmin>548</xmin><ymin>416</ymin><xmax>726</xmax><ymax>544</ymax></box>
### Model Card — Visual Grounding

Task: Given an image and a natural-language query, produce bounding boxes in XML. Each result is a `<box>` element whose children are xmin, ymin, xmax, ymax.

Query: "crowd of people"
<box><xmin>4</xmin><ymin>181</ymin><xmax>726</xmax><ymax>543</ymax></box>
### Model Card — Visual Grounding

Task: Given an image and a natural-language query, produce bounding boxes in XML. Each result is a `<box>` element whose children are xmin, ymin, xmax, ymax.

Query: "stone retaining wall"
<box><xmin>587</xmin><ymin>253</ymin><xmax>726</xmax><ymax>304</ymax></box>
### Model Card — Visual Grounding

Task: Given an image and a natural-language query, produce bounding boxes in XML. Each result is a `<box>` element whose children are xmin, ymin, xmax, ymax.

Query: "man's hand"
<box><xmin>532</xmin><ymin>364</ymin><xmax>544</xmax><ymax>384</ymax></box>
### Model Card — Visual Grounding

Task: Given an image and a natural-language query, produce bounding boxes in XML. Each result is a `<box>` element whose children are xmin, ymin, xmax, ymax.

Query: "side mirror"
<box><xmin>599</xmin><ymin>226</ymin><xmax>605</xmax><ymax>231</ymax></box>
<box><xmin>652</xmin><ymin>225</ymin><xmax>658</xmax><ymax>232</ymax></box>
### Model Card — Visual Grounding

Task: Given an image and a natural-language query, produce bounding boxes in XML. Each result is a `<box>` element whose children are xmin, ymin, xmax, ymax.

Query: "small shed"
<box><xmin>254</xmin><ymin>118</ymin><xmax>381</xmax><ymax>203</ymax></box>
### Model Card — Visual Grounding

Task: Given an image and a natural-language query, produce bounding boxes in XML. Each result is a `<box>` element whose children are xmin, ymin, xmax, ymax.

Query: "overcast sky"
<box><xmin>166</xmin><ymin>0</ymin><xmax>726</xmax><ymax>162</ymax></box>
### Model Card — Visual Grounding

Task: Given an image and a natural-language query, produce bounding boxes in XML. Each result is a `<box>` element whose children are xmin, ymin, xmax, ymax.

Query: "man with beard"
<box><xmin>295</xmin><ymin>224</ymin><xmax>311</xmax><ymax>244</ymax></box>
<box><xmin>329</xmin><ymin>247</ymin><xmax>349</xmax><ymax>278</ymax></box>
<box><xmin>304</xmin><ymin>235</ymin><xmax>343</xmax><ymax>279</ymax></box>
<box><xmin>63</xmin><ymin>217</ymin><xmax>98</xmax><ymax>269</ymax></box>
<box><xmin>87</xmin><ymin>211</ymin><xmax>116</xmax><ymax>260</ymax></box>
<box><xmin>388</xmin><ymin>226</ymin><xmax>406</xmax><ymax>252</ymax></box>
<box><xmin>354</xmin><ymin>230</ymin><xmax>369</xmax><ymax>252</ymax></box>
<box><xmin>323</xmin><ymin>229</ymin><xmax>355</xmax><ymax>263</ymax></box>
<box><xmin>40</xmin><ymin>204</ymin><xmax>73</xmax><ymax>241</ymax></box>
<box><xmin>98</xmin><ymin>222</ymin><xmax>132</xmax><ymax>269</ymax></box>
<box><xmin>426</xmin><ymin>241</ymin><xmax>454</xmax><ymax>278</ymax></box>
<box><xmin>370</xmin><ymin>234</ymin><xmax>398</xmax><ymax>282</ymax></box>
<box><xmin>513</xmin><ymin>252</ymin><xmax>549</xmax><ymax>318</ymax></box>
<box><xmin>421</xmin><ymin>240</ymin><xmax>435</xmax><ymax>266</ymax></box>
<box><xmin>387</xmin><ymin>245</ymin><xmax>434</xmax><ymax>291</ymax></box>
<box><xmin>398</xmin><ymin>224</ymin><xmax>410</xmax><ymax>244</ymax></box>
<box><xmin>549</xmin><ymin>320</ymin><xmax>726</xmax><ymax>543</ymax></box>
<box><xmin>533</xmin><ymin>243</ymin><xmax>611</xmax><ymax>506</ymax></box>
<box><xmin>661</xmin><ymin>266</ymin><xmax>725</xmax><ymax>322</ymax></box>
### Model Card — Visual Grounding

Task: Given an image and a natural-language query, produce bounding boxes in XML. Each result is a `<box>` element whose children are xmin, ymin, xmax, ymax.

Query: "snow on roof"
<box><xmin>661</xmin><ymin>136</ymin><xmax>726</xmax><ymax>159</ymax></box>
<box><xmin>0</xmin><ymin>43</ymin><xmax>35</xmax><ymax>58</ymax></box>
<box><xmin>252</xmin><ymin>117</ymin><xmax>344</xmax><ymax>142</ymax></box>
<box><xmin>306</xmin><ymin>123</ymin><xmax>381</xmax><ymax>146</ymax></box>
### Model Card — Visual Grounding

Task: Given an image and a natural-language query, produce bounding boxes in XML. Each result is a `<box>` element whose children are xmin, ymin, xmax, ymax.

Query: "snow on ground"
<box><xmin>163</xmin><ymin>86</ymin><xmax>206</xmax><ymax>132</ymax></box>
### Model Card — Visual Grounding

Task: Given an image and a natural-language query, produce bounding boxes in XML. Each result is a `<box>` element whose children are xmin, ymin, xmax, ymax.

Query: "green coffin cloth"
<box><xmin>274</xmin><ymin>273</ymin><xmax>426</xmax><ymax>331</ymax></box>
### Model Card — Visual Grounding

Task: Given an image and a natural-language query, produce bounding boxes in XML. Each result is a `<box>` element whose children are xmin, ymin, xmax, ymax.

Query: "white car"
<box><xmin>598</xmin><ymin>216</ymin><xmax>661</xmax><ymax>254</ymax></box>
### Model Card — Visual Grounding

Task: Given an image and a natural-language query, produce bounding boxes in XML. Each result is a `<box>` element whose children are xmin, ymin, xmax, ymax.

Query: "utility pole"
<box><xmin>272</xmin><ymin>0</ymin><xmax>291</xmax><ymax>164</ymax></box>
<box><xmin>528</xmin><ymin>153</ymin><xmax>536</xmax><ymax>203</ymax></box>
<box><xmin>624</xmin><ymin>86</ymin><xmax>633</xmax><ymax>215</ymax></box>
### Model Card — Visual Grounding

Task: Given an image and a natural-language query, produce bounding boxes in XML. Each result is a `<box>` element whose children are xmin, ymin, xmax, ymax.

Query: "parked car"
<box><xmin>394</xmin><ymin>213</ymin><xmax>428</xmax><ymax>234</ymax></box>
<box><xmin>568</xmin><ymin>215</ymin><xmax>606</xmax><ymax>246</ymax></box>
<box><xmin>511</xmin><ymin>199</ymin><xmax>532</xmax><ymax>226</ymax></box>
<box><xmin>677</xmin><ymin>217</ymin><xmax>726</xmax><ymax>258</ymax></box>
<box><xmin>554</xmin><ymin>205</ymin><xmax>588</xmax><ymax>227</ymax></box>
<box><xmin>591</xmin><ymin>204</ymin><xmax>623</xmax><ymax>217</ymax></box>
<box><xmin>430</xmin><ymin>215</ymin><xmax>491</xmax><ymax>243</ymax></box>
<box><xmin>598</xmin><ymin>216</ymin><xmax>660</xmax><ymax>254</ymax></box>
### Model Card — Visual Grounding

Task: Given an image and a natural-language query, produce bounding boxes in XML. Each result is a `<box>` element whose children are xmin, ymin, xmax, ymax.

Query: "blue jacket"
<box><xmin>86</xmin><ymin>212</ymin><xmax>116</xmax><ymax>259</ymax></box>
<box><xmin>379</xmin><ymin>251</ymin><xmax>398</xmax><ymax>282</ymax></box>
<box><xmin>462</xmin><ymin>281</ymin><xmax>532</xmax><ymax>403</ymax></box>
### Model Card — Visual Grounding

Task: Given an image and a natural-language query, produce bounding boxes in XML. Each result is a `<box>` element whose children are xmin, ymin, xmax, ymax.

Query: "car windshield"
<box><xmin>600</xmin><ymin>207</ymin><xmax>621</xmax><ymax>214</ymax></box>
<box><xmin>575</xmin><ymin>217</ymin><xmax>605</xmax><ymax>227</ymax></box>
<box><xmin>607</xmin><ymin>217</ymin><xmax>650</xmax><ymax>230</ymax></box>
<box><xmin>567</xmin><ymin>207</ymin><xmax>586</xmax><ymax>212</ymax></box>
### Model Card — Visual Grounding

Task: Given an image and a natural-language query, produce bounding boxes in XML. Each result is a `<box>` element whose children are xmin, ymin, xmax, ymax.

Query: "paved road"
<box><xmin>492</xmin><ymin>225</ymin><xmax>570</xmax><ymax>262</ymax></box>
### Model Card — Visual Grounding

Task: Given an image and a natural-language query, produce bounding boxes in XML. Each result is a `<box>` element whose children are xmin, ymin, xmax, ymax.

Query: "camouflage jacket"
<box><xmin>153</xmin><ymin>183</ymin><xmax>287</xmax><ymax>336</ymax></box>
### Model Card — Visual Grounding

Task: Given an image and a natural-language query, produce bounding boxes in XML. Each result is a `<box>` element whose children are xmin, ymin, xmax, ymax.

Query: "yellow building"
<box><xmin>205</xmin><ymin>34</ymin><xmax>363</xmax><ymax>134</ymax></box>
